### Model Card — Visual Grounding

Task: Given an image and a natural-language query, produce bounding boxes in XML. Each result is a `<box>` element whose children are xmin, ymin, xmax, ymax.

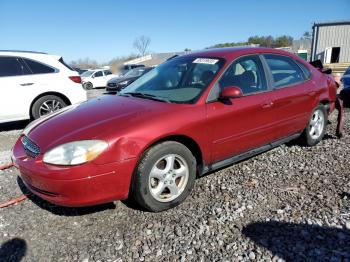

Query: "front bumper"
<box><xmin>12</xmin><ymin>138</ymin><xmax>137</xmax><ymax>207</ymax></box>
<box><xmin>106</xmin><ymin>84</ymin><xmax>125</xmax><ymax>92</ymax></box>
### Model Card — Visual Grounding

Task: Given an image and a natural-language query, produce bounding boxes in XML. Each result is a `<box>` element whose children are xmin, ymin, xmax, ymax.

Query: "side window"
<box><xmin>264</xmin><ymin>55</ymin><xmax>305</xmax><ymax>88</ymax></box>
<box><xmin>22</xmin><ymin>58</ymin><xmax>55</xmax><ymax>74</ymax></box>
<box><xmin>104</xmin><ymin>70</ymin><xmax>112</xmax><ymax>76</ymax></box>
<box><xmin>0</xmin><ymin>56</ymin><xmax>29</xmax><ymax>77</ymax></box>
<box><xmin>94</xmin><ymin>71</ymin><xmax>103</xmax><ymax>77</ymax></box>
<box><xmin>219</xmin><ymin>55</ymin><xmax>267</xmax><ymax>95</ymax></box>
<box><xmin>295</xmin><ymin>60</ymin><xmax>312</xmax><ymax>80</ymax></box>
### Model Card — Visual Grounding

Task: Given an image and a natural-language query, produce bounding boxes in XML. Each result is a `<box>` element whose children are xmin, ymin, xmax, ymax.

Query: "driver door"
<box><xmin>206</xmin><ymin>55</ymin><xmax>277</xmax><ymax>163</ymax></box>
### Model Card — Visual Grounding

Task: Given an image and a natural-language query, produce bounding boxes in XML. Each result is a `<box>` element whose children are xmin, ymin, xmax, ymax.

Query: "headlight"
<box><xmin>43</xmin><ymin>140</ymin><xmax>108</xmax><ymax>165</ymax></box>
<box><xmin>119</xmin><ymin>80</ymin><xmax>129</xmax><ymax>85</ymax></box>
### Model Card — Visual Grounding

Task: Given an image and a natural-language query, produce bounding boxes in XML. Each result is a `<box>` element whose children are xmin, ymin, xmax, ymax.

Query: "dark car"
<box><xmin>120</xmin><ymin>64</ymin><xmax>145</xmax><ymax>75</ymax></box>
<box><xmin>13</xmin><ymin>47</ymin><xmax>338</xmax><ymax>212</ymax></box>
<box><xmin>340</xmin><ymin>66</ymin><xmax>350</xmax><ymax>106</ymax></box>
<box><xmin>106</xmin><ymin>67</ymin><xmax>153</xmax><ymax>92</ymax></box>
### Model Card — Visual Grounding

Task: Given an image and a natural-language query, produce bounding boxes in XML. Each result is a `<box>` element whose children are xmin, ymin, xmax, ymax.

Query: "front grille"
<box><xmin>21</xmin><ymin>136</ymin><xmax>40</xmax><ymax>158</ymax></box>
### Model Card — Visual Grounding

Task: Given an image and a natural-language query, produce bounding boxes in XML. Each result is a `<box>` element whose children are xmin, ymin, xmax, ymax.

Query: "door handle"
<box><xmin>261</xmin><ymin>101</ymin><xmax>274</xmax><ymax>109</ymax></box>
<box><xmin>20</xmin><ymin>83</ymin><xmax>34</xmax><ymax>86</ymax></box>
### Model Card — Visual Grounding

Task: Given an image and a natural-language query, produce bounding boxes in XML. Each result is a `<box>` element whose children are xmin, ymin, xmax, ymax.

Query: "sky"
<box><xmin>0</xmin><ymin>0</ymin><xmax>349</xmax><ymax>63</ymax></box>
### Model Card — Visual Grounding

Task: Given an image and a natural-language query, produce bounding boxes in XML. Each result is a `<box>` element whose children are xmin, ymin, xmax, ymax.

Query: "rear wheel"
<box><xmin>299</xmin><ymin>105</ymin><xmax>327</xmax><ymax>146</ymax></box>
<box><xmin>83</xmin><ymin>82</ymin><xmax>93</xmax><ymax>90</ymax></box>
<box><xmin>31</xmin><ymin>95</ymin><xmax>67</xmax><ymax>119</ymax></box>
<box><xmin>130</xmin><ymin>141</ymin><xmax>196</xmax><ymax>212</ymax></box>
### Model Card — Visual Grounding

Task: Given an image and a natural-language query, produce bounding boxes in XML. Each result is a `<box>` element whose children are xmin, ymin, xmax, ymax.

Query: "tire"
<box><xmin>299</xmin><ymin>104</ymin><xmax>328</xmax><ymax>146</ymax></box>
<box><xmin>130</xmin><ymin>141</ymin><xmax>197</xmax><ymax>212</ymax></box>
<box><xmin>83</xmin><ymin>82</ymin><xmax>93</xmax><ymax>90</ymax></box>
<box><xmin>340</xmin><ymin>89</ymin><xmax>350</xmax><ymax>107</ymax></box>
<box><xmin>31</xmin><ymin>95</ymin><xmax>67</xmax><ymax>119</ymax></box>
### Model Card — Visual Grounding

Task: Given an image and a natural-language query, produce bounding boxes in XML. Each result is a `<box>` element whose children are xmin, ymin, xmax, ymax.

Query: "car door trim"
<box><xmin>202</xmin><ymin>132</ymin><xmax>301</xmax><ymax>175</ymax></box>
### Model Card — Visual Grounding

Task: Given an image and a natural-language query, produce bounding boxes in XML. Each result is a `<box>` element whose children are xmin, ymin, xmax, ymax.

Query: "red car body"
<box><xmin>12</xmin><ymin>47</ymin><xmax>338</xmax><ymax>207</ymax></box>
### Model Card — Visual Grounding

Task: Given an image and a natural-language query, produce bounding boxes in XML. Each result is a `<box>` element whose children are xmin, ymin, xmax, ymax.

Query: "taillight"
<box><xmin>69</xmin><ymin>76</ymin><xmax>82</xmax><ymax>84</ymax></box>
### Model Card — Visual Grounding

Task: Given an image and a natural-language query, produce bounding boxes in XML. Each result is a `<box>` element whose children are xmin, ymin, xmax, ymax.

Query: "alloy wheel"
<box><xmin>148</xmin><ymin>154</ymin><xmax>189</xmax><ymax>202</ymax></box>
<box><xmin>39</xmin><ymin>100</ymin><xmax>63</xmax><ymax>116</ymax></box>
<box><xmin>309</xmin><ymin>109</ymin><xmax>325</xmax><ymax>140</ymax></box>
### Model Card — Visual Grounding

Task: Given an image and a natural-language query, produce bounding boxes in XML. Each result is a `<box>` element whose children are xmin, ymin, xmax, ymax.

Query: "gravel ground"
<box><xmin>0</xmin><ymin>91</ymin><xmax>349</xmax><ymax>261</ymax></box>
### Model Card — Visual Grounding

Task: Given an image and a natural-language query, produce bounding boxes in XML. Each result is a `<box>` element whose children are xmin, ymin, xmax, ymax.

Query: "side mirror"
<box><xmin>92</xmin><ymin>75</ymin><xmax>95</xmax><ymax>78</ymax></box>
<box><xmin>220</xmin><ymin>86</ymin><xmax>243</xmax><ymax>99</ymax></box>
<box><xmin>322</xmin><ymin>68</ymin><xmax>332</xmax><ymax>74</ymax></box>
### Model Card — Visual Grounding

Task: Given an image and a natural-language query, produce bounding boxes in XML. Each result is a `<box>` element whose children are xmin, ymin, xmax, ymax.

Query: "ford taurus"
<box><xmin>12</xmin><ymin>47</ymin><xmax>338</xmax><ymax>212</ymax></box>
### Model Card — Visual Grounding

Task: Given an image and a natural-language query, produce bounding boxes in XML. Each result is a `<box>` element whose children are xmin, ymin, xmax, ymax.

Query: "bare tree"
<box><xmin>303</xmin><ymin>31</ymin><xmax>311</xmax><ymax>40</ymax></box>
<box><xmin>70</xmin><ymin>58</ymin><xmax>99</xmax><ymax>69</ymax></box>
<box><xmin>133</xmin><ymin>36</ymin><xmax>151</xmax><ymax>56</ymax></box>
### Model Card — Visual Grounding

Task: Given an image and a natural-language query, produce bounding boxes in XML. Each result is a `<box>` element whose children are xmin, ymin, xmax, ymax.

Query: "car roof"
<box><xmin>0</xmin><ymin>50</ymin><xmax>47</xmax><ymax>54</ymax></box>
<box><xmin>0</xmin><ymin>50</ymin><xmax>61</xmax><ymax>60</ymax></box>
<box><xmin>181</xmin><ymin>46</ymin><xmax>296</xmax><ymax>60</ymax></box>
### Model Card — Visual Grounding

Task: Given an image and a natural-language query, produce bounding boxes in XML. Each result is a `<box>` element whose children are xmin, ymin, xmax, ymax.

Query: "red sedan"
<box><xmin>13</xmin><ymin>47</ymin><xmax>338</xmax><ymax>212</ymax></box>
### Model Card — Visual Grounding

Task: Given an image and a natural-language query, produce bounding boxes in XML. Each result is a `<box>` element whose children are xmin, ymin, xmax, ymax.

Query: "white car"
<box><xmin>0</xmin><ymin>51</ymin><xmax>87</xmax><ymax>123</ymax></box>
<box><xmin>81</xmin><ymin>69</ymin><xmax>118</xmax><ymax>89</ymax></box>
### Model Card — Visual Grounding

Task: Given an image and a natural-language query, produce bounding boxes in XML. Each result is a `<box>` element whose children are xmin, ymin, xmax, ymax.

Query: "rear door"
<box><xmin>262</xmin><ymin>54</ymin><xmax>315</xmax><ymax>139</ymax></box>
<box><xmin>0</xmin><ymin>56</ymin><xmax>33</xmax><ymax>121</ymax></box>
<box><xmin>206</xmin><ymin>55</ymin><xmax>278</xmax><ymax>163</ymax></box>
<box><xmin>103</xmin><ymin>70</ymin><xmax>114</xmax><ymax>81</ymax></box>
<box><xmin>93</xmin><ymin>71</ymin><xmax>104</xmax><ymax>87</ymax></box>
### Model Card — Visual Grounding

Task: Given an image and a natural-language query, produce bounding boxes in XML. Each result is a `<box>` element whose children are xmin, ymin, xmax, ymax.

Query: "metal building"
<box><xmin>311</xmin><ymin>20</ymin><xmax>350</xmax><ymax>64</ymax></box>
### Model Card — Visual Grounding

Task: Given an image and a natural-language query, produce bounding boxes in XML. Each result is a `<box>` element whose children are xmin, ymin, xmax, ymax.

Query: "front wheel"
<box><xmin>130</xmin><ymin>141</ymin><xmax>196</xmax><ymax>212</ymax></box>
<box><xmin>300</xmin><ymin>105</ymin><xmax>327</xmax><ymax>146</ymax></box>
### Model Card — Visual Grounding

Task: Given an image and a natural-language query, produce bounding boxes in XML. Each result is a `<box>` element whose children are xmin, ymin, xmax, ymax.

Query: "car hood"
<box><xmin>108</xmin><ymin>76</ymin><xmax>135</xmax><ymax>84</ymax></box>
<box><xmin>24</xmin><ymin>95</ymin><xmax>176</xmax><ymax>152</ymax></box>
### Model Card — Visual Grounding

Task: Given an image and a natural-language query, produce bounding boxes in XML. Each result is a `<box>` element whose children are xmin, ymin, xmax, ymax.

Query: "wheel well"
<box><xmin>29</xmin><ymin>92</ymin><xmax>71</xmax><ymax>118</ymax></box>
<box><xmin>148</xmin><ymin>135</ymin><xmax>204</xmax><ymax>174</ymax></box>
<box><xmin>319</xmin><ymin>99</ymin><xmax>330</xmax><ymax>112</ymax></box>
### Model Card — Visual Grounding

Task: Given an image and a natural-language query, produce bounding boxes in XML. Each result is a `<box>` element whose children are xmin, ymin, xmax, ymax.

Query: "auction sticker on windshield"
<box><xmin>193</xmin><ymin>58</ymin><xmax>219</xmax><ymax>64</ymax></box>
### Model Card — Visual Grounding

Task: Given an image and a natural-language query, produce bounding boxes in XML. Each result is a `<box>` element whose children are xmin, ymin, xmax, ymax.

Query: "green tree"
<box><xmin>274</xmin><ymin>35</ymin><xmax>293</xmax><ymax>47</ymax></box>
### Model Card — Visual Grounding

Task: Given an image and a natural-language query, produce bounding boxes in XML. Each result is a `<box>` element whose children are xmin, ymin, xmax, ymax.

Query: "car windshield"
<box><xmin>81</xmin><ymin>70</ymin><xmax>94</xmax><ymax>77</ymax></box>
<box><xmin>120</xmin><ymin>57</ymin><xmax>225</xmax><ymax>103</ymax></box>
<box><xmin>123</xmin><ymin>68</ymin><xmax>147</xmax><ymax>77</ymax></box>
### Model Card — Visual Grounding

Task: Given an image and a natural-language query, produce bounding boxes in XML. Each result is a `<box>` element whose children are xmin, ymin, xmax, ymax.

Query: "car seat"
<box><xmin>201</xmin><ymin>70</ymin><xmax>215</xmax><ymax>86</ymax></box>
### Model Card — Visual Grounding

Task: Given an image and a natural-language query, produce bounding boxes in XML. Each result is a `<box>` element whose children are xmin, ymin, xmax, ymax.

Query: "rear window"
<box><xmin>264</xmin><ymin>54</ymin><xmax>305</xmax><ymax>88</ymax></box>
<box><xmin>295</xmin><ymin>61</ymin><xmax>312</xmax><ymax>79</ymax></box>
<box><xmin>0</xmin><ymin>56</ymin><xmax>30</xmax><ymax>77</ymax></box>
<box><xmin>22</xmin><ymin>58</ymin><xmax>55</xmax><ymax>74</ymax></box>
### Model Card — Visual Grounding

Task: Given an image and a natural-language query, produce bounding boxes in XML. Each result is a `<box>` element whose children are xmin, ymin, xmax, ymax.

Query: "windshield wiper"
<box><xmin>123</xmin><ymin>92</ymin><xmax>170</xmax><ymax>103</ymax></box>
